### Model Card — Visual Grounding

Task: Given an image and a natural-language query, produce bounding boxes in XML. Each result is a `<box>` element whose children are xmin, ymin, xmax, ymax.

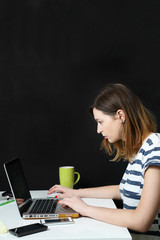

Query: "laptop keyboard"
<box><xmin>30</xmin><ymin>199</ymin><xmax>57</xmax><ymax>214</ymax></box>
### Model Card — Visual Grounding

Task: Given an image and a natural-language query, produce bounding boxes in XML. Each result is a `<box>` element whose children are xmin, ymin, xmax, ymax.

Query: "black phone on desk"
<box><xmin>9</xmin><ymin>223</ymin><xmax>48</xmax><ymax>237</ymax></box>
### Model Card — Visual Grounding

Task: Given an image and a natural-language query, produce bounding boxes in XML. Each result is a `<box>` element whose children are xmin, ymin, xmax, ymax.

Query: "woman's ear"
<box><xmin>116</xmin><ymin>109</ymin><xmax>126</xmax><ymax>123</ymax></box>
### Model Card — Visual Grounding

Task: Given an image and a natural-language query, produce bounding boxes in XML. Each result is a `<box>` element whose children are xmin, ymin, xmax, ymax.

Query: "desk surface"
<box><xmin>0</xmin><ymin>190</ymin><xmax>131</xmax><ymax>240</ymax></box>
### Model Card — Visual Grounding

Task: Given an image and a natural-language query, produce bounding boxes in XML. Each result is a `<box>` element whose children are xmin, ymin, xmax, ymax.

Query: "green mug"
<box><xmin>59</xmin><ymin>166</ymin><xmax>80</xmax><ymax>188</ymax></box>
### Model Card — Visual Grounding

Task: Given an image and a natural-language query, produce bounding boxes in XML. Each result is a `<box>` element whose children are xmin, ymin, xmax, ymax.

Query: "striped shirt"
<box><xmin>119</xmin><ymin>133</ymin><xmax>160</xmax><ymax>240</ymax></box>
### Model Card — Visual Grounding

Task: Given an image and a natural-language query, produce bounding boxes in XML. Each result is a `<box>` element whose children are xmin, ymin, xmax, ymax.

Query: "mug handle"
<box><xmin>74</xmin><ymin>172</ymin><xmax>80</xmax><ymax>185</ymax></box>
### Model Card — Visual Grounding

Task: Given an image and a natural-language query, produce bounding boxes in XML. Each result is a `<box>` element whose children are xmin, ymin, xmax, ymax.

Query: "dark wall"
<box><xmin>0</xmin><ymin>1</ymin><xmax>160</xmax><ymax>191</ymax></box>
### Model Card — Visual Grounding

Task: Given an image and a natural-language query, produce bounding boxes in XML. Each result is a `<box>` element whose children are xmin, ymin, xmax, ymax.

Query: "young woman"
<box><xmin>48</xmin><ymin>83</ymin><xmax>160</xmax><ymax>240</ymax></box>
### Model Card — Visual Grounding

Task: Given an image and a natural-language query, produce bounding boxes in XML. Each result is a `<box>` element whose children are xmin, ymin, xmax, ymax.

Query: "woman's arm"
<box><xmin>58</xmin><ymin>166</ymin><xmax>160</xmax><ymax>232</ymax></box>
<box><xmin>48</xmin><ymin>184</ymin><xmax>121</xmax><ymax>200</ymax></box>
<box><xmin>77</xmin><ymin>185</ymin><xmax>121</xmax><ymax>199</ymax></box>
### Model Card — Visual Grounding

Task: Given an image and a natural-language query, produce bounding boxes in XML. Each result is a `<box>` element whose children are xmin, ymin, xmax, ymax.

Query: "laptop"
<box><xmin>4</xmin><ymin>158</ymin><xmax>79</xmax><ymax>219</ymax></box>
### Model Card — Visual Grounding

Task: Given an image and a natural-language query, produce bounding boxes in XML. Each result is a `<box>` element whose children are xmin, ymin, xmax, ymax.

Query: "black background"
<box><xmin>0</xmin><ymin>1</ymin><xmax>160</xmax><ymax>191</ymax></box>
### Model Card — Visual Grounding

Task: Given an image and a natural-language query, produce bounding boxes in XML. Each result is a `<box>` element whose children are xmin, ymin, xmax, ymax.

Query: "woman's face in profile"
<box><xmin>93</xmin><ymin>108</ymin><xmax>125</xmax><ymax>143</ymax></box>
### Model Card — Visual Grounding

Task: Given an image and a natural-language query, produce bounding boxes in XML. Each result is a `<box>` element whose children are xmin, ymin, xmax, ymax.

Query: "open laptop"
<box><xmin>4</xmin><ymin>158</ymin><xmax>79</xmax><ymax>219</ymax></box>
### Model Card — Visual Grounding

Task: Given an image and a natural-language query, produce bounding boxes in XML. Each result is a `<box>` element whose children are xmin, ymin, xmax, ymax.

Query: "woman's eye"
<box><xmin>98</xmin><ymin>121</ymin><xmax>102</xmax><ymax>125</ymax></box>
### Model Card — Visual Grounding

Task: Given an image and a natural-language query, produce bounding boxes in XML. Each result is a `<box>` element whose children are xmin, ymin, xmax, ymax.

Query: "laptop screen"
<box><xmin>4</xmin><ymin>158</ymin><xmax>31</xmax><ymax>216</ymax></box>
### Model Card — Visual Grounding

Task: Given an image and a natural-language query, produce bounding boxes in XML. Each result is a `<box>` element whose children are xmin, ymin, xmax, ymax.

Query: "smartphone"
<box><xmin>9</xmin><ymin>223</ymin><xmax>48</xmax><ymax>237</ymax></box>
<box><xmin>41</xmin><ymin>217</ymin><xmax>74</xmax><ymax>225</ymax></box>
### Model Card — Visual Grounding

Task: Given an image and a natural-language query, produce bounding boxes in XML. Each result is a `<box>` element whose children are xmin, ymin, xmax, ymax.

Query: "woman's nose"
<box><xmin>97</xmin><ymin>124</ymin><xmax>102</xmax><ymax>134</ymax></box>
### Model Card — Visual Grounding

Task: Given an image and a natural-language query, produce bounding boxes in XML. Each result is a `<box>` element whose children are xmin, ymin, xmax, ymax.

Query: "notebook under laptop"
<box><xmin>4</xmin><ymin>158</ymin><xmax>79</xmax><ymax>219</ymax></box>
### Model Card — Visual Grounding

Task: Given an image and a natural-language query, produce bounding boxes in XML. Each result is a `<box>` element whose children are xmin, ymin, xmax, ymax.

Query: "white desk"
<box><xmin>0</xmin><ymin>190</ymin><xmax>131</xmax><ymax>240</ymax></box>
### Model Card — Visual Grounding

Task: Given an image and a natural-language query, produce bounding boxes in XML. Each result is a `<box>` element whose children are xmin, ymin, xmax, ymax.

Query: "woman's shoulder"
<box><xmin>139</xmin><ymin>133</ymin><xmax>160</xmax><ymax>171</ymax></box>
<box><xmin>143</xmin><ymin>133</ymin><xmax>160</xmax><ymax>149</ymax></box>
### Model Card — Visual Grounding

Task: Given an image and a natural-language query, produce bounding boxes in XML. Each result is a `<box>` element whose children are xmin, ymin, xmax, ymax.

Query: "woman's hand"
<box><xmin>48</xmin><ymin>184</ymin><xmax>78</xmax><ymax>198</ymax></box>
<box><xmin>58</xmin><ymin>196</ymin><xmax>89</xmax><ymax>216</ymax></box>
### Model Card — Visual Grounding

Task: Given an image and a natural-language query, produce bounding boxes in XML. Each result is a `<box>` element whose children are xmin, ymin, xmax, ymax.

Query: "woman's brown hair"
<box><xmin>90</xmin><ymin>83</ymin><xmax>157</xmax><ymax>162</ymax></box>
